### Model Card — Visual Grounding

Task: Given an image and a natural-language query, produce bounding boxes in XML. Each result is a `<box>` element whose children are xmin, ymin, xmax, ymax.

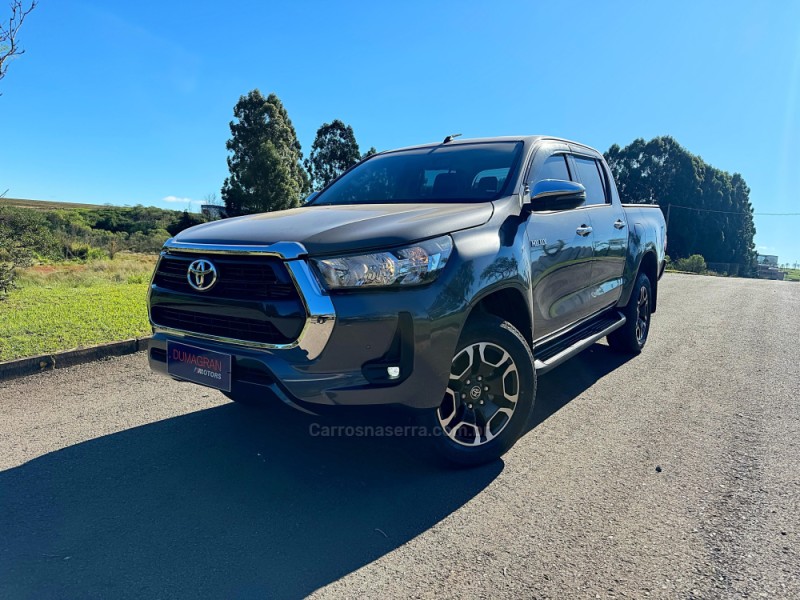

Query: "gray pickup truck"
<box><xmin>148</xmin><ymin>136</ymin><xmax>666</xmax><ymax>466</ymax></box>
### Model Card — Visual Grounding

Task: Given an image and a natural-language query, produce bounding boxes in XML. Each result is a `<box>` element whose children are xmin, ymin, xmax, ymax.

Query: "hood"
<box><xmin>173</xmin><ymin>202</ymin><xmax>494</xmax><ymax>255</ymax></box>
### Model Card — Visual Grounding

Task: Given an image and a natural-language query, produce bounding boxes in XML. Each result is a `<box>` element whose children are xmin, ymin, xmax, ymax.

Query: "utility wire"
<box><xmin>666</xmin><ymin>204</ymin><xmax>800</xmax><ymax>216</ymax></box>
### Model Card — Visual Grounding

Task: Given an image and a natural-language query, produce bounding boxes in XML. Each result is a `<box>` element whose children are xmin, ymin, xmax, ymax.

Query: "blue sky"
<box><xmin>1</xmin><ymin>1</ymin><xmax>799</xmax><ymax>264</ymax></box>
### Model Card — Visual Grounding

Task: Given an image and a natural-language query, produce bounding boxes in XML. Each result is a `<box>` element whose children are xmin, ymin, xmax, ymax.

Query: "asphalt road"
<box><xmin>1</xmin><ymin>273</ymin><xmax>798</xmax><ymax>599</ymax></box>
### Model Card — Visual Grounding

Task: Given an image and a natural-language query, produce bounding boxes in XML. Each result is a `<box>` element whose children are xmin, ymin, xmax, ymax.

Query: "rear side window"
<box><xmin>572</xmin><ymin>157</ymin><xmax>608</xmax><ymax>205</ymax></box>
<box><xmin>532</xmin><ymin>154</ymin><xmax>571</xmax><ymax>182</ymax></box>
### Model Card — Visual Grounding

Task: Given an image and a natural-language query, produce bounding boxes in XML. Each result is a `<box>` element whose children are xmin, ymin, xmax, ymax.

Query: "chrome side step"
<box><xmin>534</xmin><ymin>312</ymin><xmax>626</xmax><ymax>375</ymax></box>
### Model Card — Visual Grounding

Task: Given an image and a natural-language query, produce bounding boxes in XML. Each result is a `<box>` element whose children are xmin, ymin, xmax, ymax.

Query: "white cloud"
<box><xmin>162</xmin><ymin>195</ymin><xmax>204</xmax><ymax>210</ymax></box>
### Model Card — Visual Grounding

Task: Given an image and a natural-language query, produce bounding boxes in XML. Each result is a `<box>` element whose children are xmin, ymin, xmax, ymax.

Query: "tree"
<box><xmin>221</xmin><ymin>90</ymin><xmax>309</xmax><ymax>216</ymax></box>
<box><xmin>605</xmin><ymin>136</ymin><xmax>756</xmax><ymax>276</ymax></box>
<box><xmin>203</xmin><ymin>192</ymin><xmax>222</xmax><ymax>206</ymax></box>
<box><xmin>0</xmin><ymin>205</ymin><xmax>56</xmax><ymax>295</ymax></box>
<box><xmin>305</xmin><ymin>120</ymin><xmax>362</xmax><ymax>190</ymax></box>
<box><xmin>167</xmin><ymin>210</ymin><xmax>205</xmax><ymax>236</ymax></box>
<box><xmin>362</xmin><ymin>146</ymin><xmax>378</xmax><ymax>160</ymax></box>
<box><xmin>0</xmin><ymin>1</ymin><xmax>36</xmax><ymax>95</ymax></box>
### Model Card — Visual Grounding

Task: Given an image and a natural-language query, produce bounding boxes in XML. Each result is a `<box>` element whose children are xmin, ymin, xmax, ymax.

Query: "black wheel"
<box><xmin>607</xmin><ymin>271</ymin><xmax>652</xmax><ymax>354</ymax></box>
<box><xmin>419</xmin><ymin>314</ymin><xmax>536</xmax><ymax>467</ymax></box>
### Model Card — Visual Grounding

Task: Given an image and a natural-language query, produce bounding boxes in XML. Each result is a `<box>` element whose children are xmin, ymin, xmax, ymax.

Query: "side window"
<box><xmin>572</xmin><ymin>157</ymin><xmax>608</xmax><ymax>206</ymax></box>
<box><xmin>531</xmin><ymin>154</ymin><xmax>571</xmax><ymax>183</ymax></box>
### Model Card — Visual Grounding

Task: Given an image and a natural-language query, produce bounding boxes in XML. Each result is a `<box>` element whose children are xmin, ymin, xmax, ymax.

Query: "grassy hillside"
<box><xmin>0</xmin><ymin>197</ymin><xmax>109</xmax><ymax>211</ymax></box>
<box><xmin>0</xmin><ymin>202</ymin><xmax>206</xmax><ymax>267</ymax></box>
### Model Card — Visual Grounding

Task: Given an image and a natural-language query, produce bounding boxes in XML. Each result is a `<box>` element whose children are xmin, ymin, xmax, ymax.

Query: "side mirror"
<box><xmin>530</xmin><ymin>179</ymin><xmax>586</xmax><ymax>211</ymax></box>
<box><xmin>304</xmin><ymin>191</ymin><xmax>320</xmax><ymax>204</ymax></box>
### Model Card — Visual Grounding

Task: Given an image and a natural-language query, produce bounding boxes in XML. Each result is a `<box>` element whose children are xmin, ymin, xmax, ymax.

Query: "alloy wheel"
<box><xmin>635</xmin><ymin>285</ymin><xmax>650</xmax><ymax>345</ymax></box>
<box><xmin>437</xmin><ymin>342</ymin><xmax>520</xmax><ymax>447</ymax></box>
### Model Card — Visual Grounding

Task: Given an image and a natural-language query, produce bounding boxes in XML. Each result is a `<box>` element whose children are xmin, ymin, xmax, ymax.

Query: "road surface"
<box><xmin>1</xmin><ymin>273</ymin><xmax>798</xmax><ymax>598</ymax></box>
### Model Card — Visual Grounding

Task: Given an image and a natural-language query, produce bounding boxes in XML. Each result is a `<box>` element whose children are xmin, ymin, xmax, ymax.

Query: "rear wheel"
<box><xmin>607</xmin><ymin>271</ymin><xmax>652</xmax><ymax>354</ymax></box>
<box><xmin>420</xmin><ymin>314</ymin><xmax>536</xmax><ymax>467</ymax></box>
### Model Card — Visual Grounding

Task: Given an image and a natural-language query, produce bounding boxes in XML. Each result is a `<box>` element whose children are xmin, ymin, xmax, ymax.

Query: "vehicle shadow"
<box><xmin>0</xmin><ymin>401</ymin><xmax>500</xmax><ymax>599</ymax></box>
<box><xmin>529</xmin><ymin>342</ymin><xmax>634</xmax><ymax>429</ymax></box>
<box><xmin>0</xmin><ymin>343</ymin><xmax>631</xmax><ymax>599</ymax></box>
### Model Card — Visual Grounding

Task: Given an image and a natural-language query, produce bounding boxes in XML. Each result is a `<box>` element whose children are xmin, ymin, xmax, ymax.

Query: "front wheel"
<box><xmin>419</xmin><ymin>314</ymin><xmax>536</xmax><ymax>467</ymax></box>
<box><xmin>607</xmin><ymin>271</ymin><xmax>652</xmax><ymax>354</ymax></box>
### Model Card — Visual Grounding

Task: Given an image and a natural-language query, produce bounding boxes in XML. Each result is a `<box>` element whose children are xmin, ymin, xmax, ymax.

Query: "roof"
<box><xmin>384</xmin><ymin>135</ymin><xmax>601</xmax><ymax>156</ymax></box>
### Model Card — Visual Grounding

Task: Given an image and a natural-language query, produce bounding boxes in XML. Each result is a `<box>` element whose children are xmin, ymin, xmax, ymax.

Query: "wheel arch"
<box><xmin>468</xmin><ymin>285</ymin><xmax>533</xmax><ymax>347</ymax></box>
<box><xmin>637</xmin><ymin>250</ymin><xmax>659</xmax><ymax>313</ymax></box>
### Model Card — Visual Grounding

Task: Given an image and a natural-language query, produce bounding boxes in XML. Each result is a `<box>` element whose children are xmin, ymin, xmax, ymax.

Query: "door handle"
<box><xmin>576</xmin><ymin>225</ymin><xmax>593</xmax><ymax>236</ymax></box>
<box><xmin>614</xmin><ymin>219</ymin><xmax>626</xmax><ymax>229</ymax></box>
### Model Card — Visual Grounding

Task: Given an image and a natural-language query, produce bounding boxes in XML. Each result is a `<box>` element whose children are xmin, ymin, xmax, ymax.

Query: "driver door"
<box><xmin>526</xmin><ymin>145</ymin><xmax>597</xmax><ymax>341</ymax></box>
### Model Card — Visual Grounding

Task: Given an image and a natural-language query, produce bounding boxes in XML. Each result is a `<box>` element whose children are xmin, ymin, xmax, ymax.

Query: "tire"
<box><xmin>607</xmin><ymin>271</ymin><xmax>653</xmax><ymax>354</ymax></box>
<box><xmin>419</xmin><ymin>314</ymin><xmax>536</xmax><ymax>467</ymax></box>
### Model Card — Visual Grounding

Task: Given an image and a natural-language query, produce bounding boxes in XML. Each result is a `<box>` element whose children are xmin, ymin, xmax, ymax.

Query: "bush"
<box><xmin>0</xmin><ymin>262</ymin><xmax>16</xmax><ymax>296</ymax></box>
<box><xmin>0</xmin><ymin>247</ymin><xmax>33</xmax><ymax>296</ymax></box>
<box><xmin>0</xmin><ymin>207</ymin><xmax>61</xmax><ymax>260</ymax></box>
<box><xmin>127</xmin><ymin>229</ymin><xmax>171</xmax><ymax>253</ymax></box>
<box><xmin>0</xmin><ymin>208</ymin><xmax>53</xmax><ymax>296</ymax></box>
<box><xmin>65</xmin><ymin>243</ymin><xmax>109</xmax><ymax>261</ymax></box>
<box><xmin>674</xmin><ymin>254</ymin><xmax>707</xmax><ymax>274</ymax></box>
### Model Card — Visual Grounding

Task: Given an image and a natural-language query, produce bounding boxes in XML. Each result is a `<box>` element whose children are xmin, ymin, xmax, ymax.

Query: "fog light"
<box><xmin>387</xmin><ymin>366</ymin><xmax>400</xmax><ymax>379</ymax></box>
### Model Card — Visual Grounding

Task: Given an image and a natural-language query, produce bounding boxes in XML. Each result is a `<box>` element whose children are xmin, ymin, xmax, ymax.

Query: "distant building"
<box><xmin>758</xmin><ymin>267</ymin><xmax>785</xmax><ymax>280</ymax></box>
<box><xmin>756</xmin><ymin>254</ymin><xmax>784</xmax><ymax>280</ymax></box>
<box><xmin>757</xmin><ymin>254</ymin><xmax>779</xmax><ymax>266</ymax></box>
<box><xmin>201</xmin><ymin>204</ymin><xmax>226</xmax><ymax>220</ymax></box>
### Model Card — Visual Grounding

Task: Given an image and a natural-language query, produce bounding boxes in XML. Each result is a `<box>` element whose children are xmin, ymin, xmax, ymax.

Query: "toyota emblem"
<box><xmin>187</xmin><ymin>259</ymin><xmax>218</xmax><ymax>292</ymax></box>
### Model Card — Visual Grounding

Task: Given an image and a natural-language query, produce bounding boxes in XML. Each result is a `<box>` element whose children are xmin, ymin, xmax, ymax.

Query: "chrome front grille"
<box><xmin>150</xmin><ymin>252</ymin><xmax>306</xmax><ymax>345</ymax></box>
<box><xmin>150</xmin><ymin>305</ymin><xmax>293</xmax><ymax>344</ymax></box>
<box><xmin>149</xmin><ymin>240</ymin><xmax>336</xmax><ymax>359</ymax></box>
<box><xmin>153</xmin><ymin>253</ymin><xmax>297</xmax><ymax>300</ymax></box>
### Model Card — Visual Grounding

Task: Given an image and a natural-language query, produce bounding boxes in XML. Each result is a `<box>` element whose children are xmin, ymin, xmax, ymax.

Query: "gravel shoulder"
<box><xmin>0</xmin><ymin>273</ymin><xmax>797</xmax><ymax>599</ymax></box>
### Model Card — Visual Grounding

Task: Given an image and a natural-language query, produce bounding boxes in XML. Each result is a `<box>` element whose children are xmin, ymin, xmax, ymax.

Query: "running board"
<box><xmin>533</xmin><ymin>312</ymin><xmax>626</xmax><ymax>375</ymax></box>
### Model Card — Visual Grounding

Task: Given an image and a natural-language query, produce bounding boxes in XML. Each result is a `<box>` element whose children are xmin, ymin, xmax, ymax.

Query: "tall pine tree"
<box><xmin>605</xmin><ymin>136</ymin><xmax>756</xmax><ymax>275</ymax></box>
<box><xmin>222</xmin><ymin>90</ymin><xmax>309</xmax><ymax>216</ymax></box>
<box><xmin>305</xmin><ymin>120</ymin><xmax>363</xmax><ymax>191</ymax></box>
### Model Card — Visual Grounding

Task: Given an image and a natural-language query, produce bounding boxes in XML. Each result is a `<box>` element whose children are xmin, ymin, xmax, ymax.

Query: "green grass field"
<box><xmin>0</xmin><ymin>255</ymin><xmax>155</xmax><ymax>361</ymax></box>
<box><xmin>785</xmin><ymin>270</ymin><xmax>800</xmax><ymax>282</ymax></box>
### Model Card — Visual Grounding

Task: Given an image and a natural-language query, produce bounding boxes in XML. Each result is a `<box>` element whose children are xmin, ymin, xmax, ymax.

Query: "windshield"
<box><xmin>311</xmin><ymin>141</ymin><xmax>523</xmax><ymax>205</ymax></box>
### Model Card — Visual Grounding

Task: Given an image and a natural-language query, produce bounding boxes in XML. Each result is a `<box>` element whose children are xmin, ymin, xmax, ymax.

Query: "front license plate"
<box><xmin>167</xmin><ymin>341</ymin><xmax>232</xmax><ymax>392</ymax></box>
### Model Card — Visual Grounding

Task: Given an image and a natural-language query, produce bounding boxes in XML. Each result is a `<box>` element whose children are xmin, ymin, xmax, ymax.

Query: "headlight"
<box><xmin>312</xmin><ymin>235</ymin><xmax>453</xmax><ymax>289</ymax></box>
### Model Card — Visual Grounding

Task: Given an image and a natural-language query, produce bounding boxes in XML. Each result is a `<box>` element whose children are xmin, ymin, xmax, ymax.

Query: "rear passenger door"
<box><xmin>569</xmin><ymin>150</ymin><xmax>627</xmax><ymax>313</ymax></box>
<box><xmin>526</xmin><ymin>144</ymin><xmax>598</xmax><ymax>342</ymax></box>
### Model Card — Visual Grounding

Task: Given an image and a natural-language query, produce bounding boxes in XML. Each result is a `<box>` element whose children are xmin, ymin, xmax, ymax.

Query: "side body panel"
<box><xmin>616</xmin><ymin>205</ymin><xmax>667</xmax><ymax>309</ymax></box>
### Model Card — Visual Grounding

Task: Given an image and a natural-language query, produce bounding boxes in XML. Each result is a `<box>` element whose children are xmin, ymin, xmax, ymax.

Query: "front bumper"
<box><xmin>148</xmin><ymin>241</ymin><xmax>463</xmax><ymax>410</ymax></box>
